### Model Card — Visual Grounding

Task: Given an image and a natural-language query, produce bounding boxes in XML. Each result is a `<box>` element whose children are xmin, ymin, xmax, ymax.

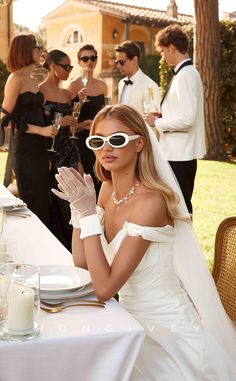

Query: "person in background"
<box><xmin>39</xmin><ymin>49</ymin><xmax>83</xmax><ymax>251</ymax></box>
<box><xmin>0</xmin><ymin>34</ymin><xmax>57</xmax><ymax>227</ymax></box>
<box><xmin>145</xmin><ymin>24</ymin><xmax>206</xmax><ymax>215</ymax></box>
<box><xmin>53</xmin><ymin>104</ymin><xmax>236</xmax><ymax>381</ymax></box>
<box><xmin>115</xmin><ymin>40</ymin><xmax>161</xmax><ymax>114</ymax></box>
<box><xmin>68</xmin><ymin>44</ymin><xmax>107</xmax><ymax>196</ymax></box>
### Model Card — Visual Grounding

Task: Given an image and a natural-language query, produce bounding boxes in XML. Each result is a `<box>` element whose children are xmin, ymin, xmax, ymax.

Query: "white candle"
<box><xmin>7</xmin><ymin>282</ymin><xmax>35</xmax><ymax>335</ymax></box>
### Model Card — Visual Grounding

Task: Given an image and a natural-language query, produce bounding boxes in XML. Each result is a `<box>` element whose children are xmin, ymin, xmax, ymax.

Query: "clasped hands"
<box><xmin>51</xmin><ymin>167</ymin><xmax>96</xmax><ymax>218</ymax></box>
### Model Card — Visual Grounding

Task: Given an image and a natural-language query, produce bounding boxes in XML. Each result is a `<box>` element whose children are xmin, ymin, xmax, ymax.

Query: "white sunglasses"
<box><xmin>86</xmin><ymin>132</ymin><xmax>141</xmax><ymax>150</ymax></box>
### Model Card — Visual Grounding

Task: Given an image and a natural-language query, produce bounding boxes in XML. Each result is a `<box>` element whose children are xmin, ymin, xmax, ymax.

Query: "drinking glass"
<box><xmin>0</xmin><ymin>206</ymin><xmax>7</xmax><ymax>242</ymax></box>
<box><xmin>104</xmin><ymin>96</ymin><xmax>112</xmax><ymax>106</ymax></box>
<box><xmin>81</xmin><ymin>69</ymin><xmax>90</xmax><ymax>103</ymax></box>
<box><xmin>47</xmin><ymin>112</ymin><xmax>63</xmax><ymax>152</ymax></box>
<box><xmin>70</xmin><ymin>102</ymin><xmax>80</xmax><ymax>140</ymax></box>
<box><xmin>0</xmin><ymin>263</ymin><xmax>40</xmax><ymax>341</ymax></box>
<box><xmin>142</xmin><ymin>89</ymin><xmax>160</xmax><ymax>115</ymax></box>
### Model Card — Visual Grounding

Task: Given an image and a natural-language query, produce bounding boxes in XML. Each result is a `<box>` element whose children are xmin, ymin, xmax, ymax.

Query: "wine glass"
<box><xmin>0</xmin><ymin>206</ymin><xmax>7</xmax><ymax>242</ymax></box>
<box><xmin>142</xmin><ymin>89</ymin><xmax>159</xmax><ymax>116</ymax></box>
<box><xmin>47</xmin><ymin>112</ymin><xmax>62</xmax><ymax>152</ymax></box>
<box><xmin>70</xmin><ymin>102</ymin><xmax>80</xmax><ymax>140</ymax></box>
<box><xmin>142</xmin><ymin>90</ymin><xmax>152</xmax><ymax>113</ymax></box>
<box><xmin>104</xmin><ymin>96</ymin><xmax>112</xmax><ymax>106</ymax></box>
<box><xmin>81</xmin><ymin>69</ymin><xmax>90</xmax><ymax>103</ymax></box>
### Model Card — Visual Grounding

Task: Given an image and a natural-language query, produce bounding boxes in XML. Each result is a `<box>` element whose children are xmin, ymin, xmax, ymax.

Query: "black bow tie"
<box><xmin>124</xmin><ymin>79</ymin><xmax>133</xmax><ymax>86</ymax></box>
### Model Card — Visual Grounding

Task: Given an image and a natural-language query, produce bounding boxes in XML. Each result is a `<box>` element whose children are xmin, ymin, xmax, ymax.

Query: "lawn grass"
<box><xmin>0</xmin><ymin>152</ymin><xmax>235</xmax><ymax>270</ymax></box>
<box><xmin>192</xmin><ymin>159</ymin><xmax>236</xmax><ymax>270</ymax></box>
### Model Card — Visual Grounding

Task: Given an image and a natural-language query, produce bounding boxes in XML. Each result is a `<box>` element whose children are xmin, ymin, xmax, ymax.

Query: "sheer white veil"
<box><xmin>146</xmin><ymin>124</ymin><xmax>236</xmax><ymax>361</ymax></box>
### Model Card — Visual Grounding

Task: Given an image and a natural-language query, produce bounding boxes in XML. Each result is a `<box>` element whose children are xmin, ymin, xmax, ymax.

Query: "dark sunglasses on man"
<box><xmin>56</xmin><ymin>63</ymin><xmax>74</xmax><ymax>72</ymax></box>
<box><xmin>114</xmin><ymin>59</ymin><xmax>128</xmax><ymax>66</ymax></box>
<box><xmin>79</xmin><ymin>55</ymin><xmax>98</xmax><ymax>63</ymax></box>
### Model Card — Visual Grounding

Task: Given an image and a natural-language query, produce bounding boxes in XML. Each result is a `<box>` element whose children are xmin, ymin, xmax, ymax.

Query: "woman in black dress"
<box><xmin>39</xmin><ymin>49</ymin><xmax>83</xmax><ymax>250</ymax></box>
<box><xmin>0</xmin><ymin>34</ymin><xmax>57</xmax><ymax>227</ymax></box>
<box><xmin>68</xmin><ymin>44</ymin><xmax>108</xmax><ymax>196</ymax></box>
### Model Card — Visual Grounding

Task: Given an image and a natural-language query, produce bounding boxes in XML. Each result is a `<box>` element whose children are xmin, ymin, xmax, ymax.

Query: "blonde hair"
<box><xmin>91</xmin><ymin>104</ymin><xmax>186</xmax><ymax>221</ymax></box>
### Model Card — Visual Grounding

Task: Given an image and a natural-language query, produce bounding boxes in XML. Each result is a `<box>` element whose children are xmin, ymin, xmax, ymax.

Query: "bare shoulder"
<box><xmin>61</xmin><ymin>88</ymin><xmax>71</xmax><ymax>102</ymax></box>
<box><xmin>94</xmin><ymin>78</ymin><xmax>107</xmax><ymax>92</ymax></box>
<box><xmin>130</xmin><ymin>188</ymin><xmax>171</xmax><ymax>227</ymax></box>
<box><xmin>6</xmin><ymin>72</ymin><xmax>21</xmax><ymax>88</ymax></box>
<box><xmin>3</xmin><ymin>73</ymin><xmax>21</xmax><ymax>99</ymax></box>
<box><xmin>97</xmin><ymin>181</ymin><xmax>112</xmax><ymax>208</ymax></box>
<box><xmin>67</xmin><ymin>77</ymin><xmax>82</xmax><ymax>91</ymax></box>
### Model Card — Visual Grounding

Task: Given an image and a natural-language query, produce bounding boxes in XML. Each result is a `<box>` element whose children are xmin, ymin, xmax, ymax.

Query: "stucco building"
<box><xmin>42</xmin><ymin>0</ymin><xmax>192</xmax><ymax>98</ymax></box>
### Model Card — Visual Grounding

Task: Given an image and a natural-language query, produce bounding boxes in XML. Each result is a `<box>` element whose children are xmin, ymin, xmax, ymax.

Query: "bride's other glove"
<box><xmin>54</xmin><ymin>167</ymin><xmax>102</xmax><ymax>239</ymax></box>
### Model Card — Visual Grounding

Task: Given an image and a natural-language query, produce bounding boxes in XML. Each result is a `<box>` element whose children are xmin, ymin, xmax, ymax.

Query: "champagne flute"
<box><xmin>142</xmin><ymin>90</ymin><xmax>152</xmax><ymax>113</ymax></box>
<box><xmin>70</xmin><ymin>102</ymin><xmax>80</xmax><ymax>140</ymax></box>
<box><xmin>104</xmin><ymin>96</ymin><xmax>112</xmax><ymax>106</ymax></box>
<box><xmin>47</xmin><ymin>112</ymin><xmax>62</xmax><ymax>152</ymax></box>
<box><xmin>81</xmin><ymin>69</ymin><xmax>90</xmax><ymax>103</ymax></box>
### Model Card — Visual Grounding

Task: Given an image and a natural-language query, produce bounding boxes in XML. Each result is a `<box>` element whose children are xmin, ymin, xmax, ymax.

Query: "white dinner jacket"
<box><xmin>155</xmin><ymin>65</ymin><xmax>206</xmax><ymax>161</ymax></box>
<box><xmin>118</xmin><ymin>69</ymin><xmax>161</xmax><ymax>115</ymax></box>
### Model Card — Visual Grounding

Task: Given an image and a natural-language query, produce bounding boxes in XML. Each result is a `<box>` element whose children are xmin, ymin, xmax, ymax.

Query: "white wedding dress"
<box><xmin>98</xmin><ymin>208</ymin><xmax>236</xmax><ymax>381</ymax></box>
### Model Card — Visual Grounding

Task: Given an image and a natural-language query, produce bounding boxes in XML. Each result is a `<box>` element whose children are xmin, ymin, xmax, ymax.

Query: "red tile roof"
<box><xmin>76</xmin><ymin>0</ymin><xmax>193</xmax><ymax>26</ymax></box>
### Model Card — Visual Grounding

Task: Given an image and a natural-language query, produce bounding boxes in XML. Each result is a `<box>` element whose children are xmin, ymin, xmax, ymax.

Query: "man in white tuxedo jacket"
<box><xmin>145</xmin><ymin>25</ymin><xmax>206</xmax><ymax>215</ymax></box>
<box><xmin>115</xmin><ymin>41</ymin><xmax>161</xmax><ymax>114</ymax></box>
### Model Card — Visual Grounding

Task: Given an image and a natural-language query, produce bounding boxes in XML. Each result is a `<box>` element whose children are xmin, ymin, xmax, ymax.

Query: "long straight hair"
<box><xmin>91</xmin><ymin>104</ymin><xmax>186</xmax><ymax>220</ymax></box>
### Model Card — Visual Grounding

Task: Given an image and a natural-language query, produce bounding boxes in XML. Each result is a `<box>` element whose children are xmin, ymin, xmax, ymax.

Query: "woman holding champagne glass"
<box><xmin>68</xmin><ymin>44</ymin><xmax>108</xmax><ymax>196</ymax></box>
<box><xmin>39</xmin><ymin>49</ymin><xmax>83</xmax><ymax>250</ymax></box>
<box><xmin>0</xmin><ymin>34</ymin><xmax>57</xmax><ymax>227</ymax></box>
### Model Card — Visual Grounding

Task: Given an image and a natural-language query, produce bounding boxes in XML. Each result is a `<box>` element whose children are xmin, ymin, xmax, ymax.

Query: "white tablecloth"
<box><xmin>0</xmin><ymin>185</ymin><xmax>145</xmax><ymax>381</ymax></box>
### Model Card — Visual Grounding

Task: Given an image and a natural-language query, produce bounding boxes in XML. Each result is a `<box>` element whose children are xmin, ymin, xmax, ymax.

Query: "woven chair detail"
<box><xmin>212</xmin><ymin>216</ymin><xmax>236</xmax><ymax>324</ymax></box>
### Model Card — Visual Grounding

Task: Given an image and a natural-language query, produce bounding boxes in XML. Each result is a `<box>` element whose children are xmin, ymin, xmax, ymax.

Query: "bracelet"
<box><xmin>69</xmin><ymin>207</ymin><xmax>80</xmax><ymax>228</ymax></box>
<box><xmin>80</xmin><ymin>214</ymin><xmax>102</xmax><ymax>239</ymax></box>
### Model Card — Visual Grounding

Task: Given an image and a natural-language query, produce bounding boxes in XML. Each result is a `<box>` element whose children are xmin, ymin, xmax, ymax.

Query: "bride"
<box><xmin>53</xmin><ymin>104</ymin><xmax>236</xmax><ymax>380</ymax></box>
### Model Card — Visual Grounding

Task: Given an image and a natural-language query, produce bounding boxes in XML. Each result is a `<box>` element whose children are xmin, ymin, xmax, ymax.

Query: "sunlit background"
<box><xmin>13</xmin><ymin>0</ymin><xmax>235</xmax><ymax>32</ymax></box>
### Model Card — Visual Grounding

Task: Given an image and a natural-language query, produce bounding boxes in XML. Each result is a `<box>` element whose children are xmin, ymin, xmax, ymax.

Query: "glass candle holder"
<box><xmin>0</xmin><ymin>263</ymin><xmax>40</xmax><ymax>341</ymax></box>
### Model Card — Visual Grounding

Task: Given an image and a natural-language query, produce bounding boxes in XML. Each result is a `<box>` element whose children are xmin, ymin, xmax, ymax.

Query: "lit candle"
<box><xmin>7</xmin><ymin>282</ymin><xmax>35</xmax><ymax>335</ymax></box>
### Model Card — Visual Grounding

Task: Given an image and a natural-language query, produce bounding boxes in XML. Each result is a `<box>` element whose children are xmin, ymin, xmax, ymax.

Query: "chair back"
<box><xmin>212</xmin><ymin>216</ymin><xmax>236</xmax><ymax>323</ymax></box>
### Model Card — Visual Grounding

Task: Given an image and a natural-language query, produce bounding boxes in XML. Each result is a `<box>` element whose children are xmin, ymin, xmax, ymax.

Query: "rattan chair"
<box><xmin>212</xmin><ymin>216</ymin><xmax>236</xmax><ymax>324</ymax></box>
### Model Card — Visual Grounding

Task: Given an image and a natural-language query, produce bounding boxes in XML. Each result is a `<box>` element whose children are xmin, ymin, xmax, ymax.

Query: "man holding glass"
<box><xmin>145</xmin><ymin>25</ymin><xmax>206</xmax><ymax>215</ymax></box>
<box><xmin>115</xmin><ymin>40</ymin><xmax>161</xmax><ymax>114</ymax></box>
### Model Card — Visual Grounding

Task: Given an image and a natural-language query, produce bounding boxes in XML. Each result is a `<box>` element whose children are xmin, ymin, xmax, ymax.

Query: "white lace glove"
<box><xmin>52</xmin><ymin>167</ymin><xmax>101</xmax><ymax>238</ymax></box>
<box><xmin>51</xmin><ymin>168</ymin><xmax>85</xmax><ymax>228</ymax></box>
<box><xmin>54</xmin><ymin>167</ymin><xmax>96</xmax><ymax>217</ymax></box>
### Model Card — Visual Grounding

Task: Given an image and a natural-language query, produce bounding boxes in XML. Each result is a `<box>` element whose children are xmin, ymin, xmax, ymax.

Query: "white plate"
<box><xmin>0</xmin><ymin>198</ymin><xmax>27</xmax><ymax>211</ymax></box>
<box><xmin>40</xmin><ymin>283</ymin><xmax>94</xmax><ymax>300</ymax></box>
<box><xmin>39</xmin><ymin>265</ymin><xmax>91</xmax><ymax>292</ymax></box>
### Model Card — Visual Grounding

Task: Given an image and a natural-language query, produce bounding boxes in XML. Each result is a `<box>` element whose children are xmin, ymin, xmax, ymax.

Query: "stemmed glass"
<box><xmin>81</xmin><ymin>69</ymin><xmax>90</xmax><ymax>103</ymax></box>
<box><xmin>47</xmin><ymin>112</ymin><xmax>62</xmax><ymax>152</ymax></box>
<box><xmin>142</xmin><ymin>89</ymin><xmax>159</xmax><ymax>116</ymax></box>
<box><xmin>104</xmin><ymin>96</ymin><xmax>112</xmax><ymax>106</ymax></box>
<box><xmin>70</xmin><ymin>102</ymin><xmax>80</xmax><ymax>140</ymax></box>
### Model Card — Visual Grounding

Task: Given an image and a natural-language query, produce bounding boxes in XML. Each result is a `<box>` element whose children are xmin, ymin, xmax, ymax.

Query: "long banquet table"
<box><xmin>0</xmin><ymin>184</ymin><xmax>145</xmax><ymax>381</ymax></box>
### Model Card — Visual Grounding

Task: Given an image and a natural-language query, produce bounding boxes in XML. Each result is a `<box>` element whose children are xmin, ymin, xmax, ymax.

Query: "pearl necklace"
<box><xmin>112</xmin><ymin>181</ymin><xmax>140</xmax><ymax>206</ymax></box>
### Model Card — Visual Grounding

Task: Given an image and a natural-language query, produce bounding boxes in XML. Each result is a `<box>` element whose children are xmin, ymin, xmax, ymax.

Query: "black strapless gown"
<box><xmin>44</xmin><ymin>101</ymin><xmax>82</xmax><ymax>251</ymax></box>
<box><xmin>73</xmin><ymin>94</ymin><xmax>104</xmax><ymax>196</ymax></box>
<box><xmin>12</xmin><ymin>91</ymin><xmax>50</xmax><ymax>226</ymax></box>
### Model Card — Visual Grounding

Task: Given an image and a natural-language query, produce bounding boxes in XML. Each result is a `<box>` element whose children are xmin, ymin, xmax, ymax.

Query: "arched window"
<box><xmin>66</xmin><ymin>29</ymin><xmax>84</xmax><ymax>45</ymax></box>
